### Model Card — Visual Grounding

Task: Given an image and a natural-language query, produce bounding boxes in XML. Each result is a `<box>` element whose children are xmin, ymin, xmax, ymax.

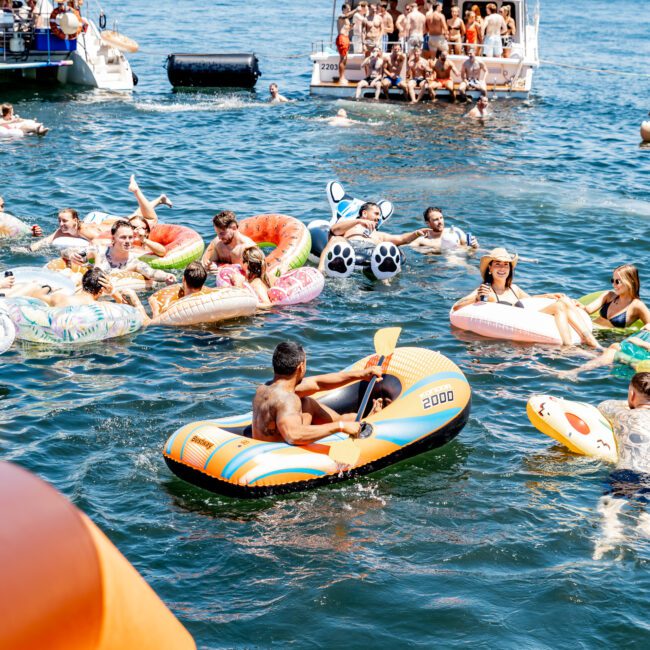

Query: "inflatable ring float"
<box><xmin>2</xmin><ymin>297</ymin><xmax>143</xmax><ymax>345</ymax></box>
<box><xmin>578</xmin><ymin>290</ymin><xmax>643</xmax><ymax>333</ymax></box>
<box><xmin>614</xmin><ymin>329</ymin><xmax>650</xmax><ymax>369</ymax></box>
<box><xmin>527</xmin><ymin>394</ymin><xmax>618</xmax><ymax>463</ymax></box>
<box><xmin>215</xmin><ymin>265</ymin><xmax>325</xmax><ymax>306</ymax></box>
<box><xmin>7</xmin><ymin>266</ymin><xmax>76</xmax><ymax>296</ymax></box>
<box><xmin>450</xmin><ymin>297</ymin><xmax>593</xmax><ymax>345</ymax></box>
<box><xmin>238</xmin><ymin>214</ymin><xmax>311</xmax><ymax>272</ymax></box>
<box><xmin>49</xmin><ymin>4</ymin><xmax>83</xmax><ymax>41</ymax></box>
<box><xmin>163</xmin><ymin>346</ymin><xmax>471</xmax><ymax>498</ymax></box>
<box><xmin>149</xmin><ymin>284</ymin><xmax>257</xmax><ymax>326</ymax></box>
<box><xmin>45</xmin><ymin>259</ymin><xmax>155</xmax><ymax>293</ymax></box>
<box><xmin>139</xmin><ymin>224</ymin><xmax>204</xmax><ymax>270</ymax></box>
<box><xmin>0</xmin><ymin>307</ymin><xmax>15</xmax><ymax>354</ymax></box>
<box><xmin>0</xmin><ymin>461</ymin><xmax>195</xmax><ymax>650</ymax></box>
<box><xmin>0</xmin><ymin>212</ymin><xmax>31</xmax><ymax>239</ymax></box>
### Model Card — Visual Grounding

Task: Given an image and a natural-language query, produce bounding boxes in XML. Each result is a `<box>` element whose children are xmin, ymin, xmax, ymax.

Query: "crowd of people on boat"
<box><xmin>336</xmin><ymin>1</ymin><xmax>515</xmax><ymax>91</ymax></box>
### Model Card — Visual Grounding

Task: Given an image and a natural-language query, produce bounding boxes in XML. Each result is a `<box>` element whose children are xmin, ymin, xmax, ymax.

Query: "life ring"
<box><xmin>149</xmin><ymin>285</ymin><xmax>257</xmax><ymax>327</ymax></box>
<box><xmin>2</xmin><ymin>297</ymin><xmax>143</xmax><ymax>345</ymax></box>
<box><xmin>238</xmin><ymin>214</ymin><xmax>311</xmax><ymax>272</ymax></box>
<box><xmin>215</xmin><ymin>265</ymin><xmax>325</xmax><ymax>307</ymax></box>
<box><xmin>49</xmin><ymin>5</ymin><xmax>83</xmax><ymax>41</ymax></box>
<box><xmin>139</xmin><ymin>224</ymin><xmax>205</xmax><ymax>270</ymax></box>
<box><xmin>163</xmin><ymin>347</ymin><xmax>471</xmax><ymax>498</ymax></box>
<box><xmin>6</xmin><ymin>266</ymin><xmax>76</xmax><ymax>296</ymax></box>
<box><xmin>527</xmin><ymin>394</ymin><xmax>618</xmax><ymax>463</ymax></box>
<box><xmin>450</xmin><ymin>298</ymin><xmax>593</xmax><ymax>345</ymax></box>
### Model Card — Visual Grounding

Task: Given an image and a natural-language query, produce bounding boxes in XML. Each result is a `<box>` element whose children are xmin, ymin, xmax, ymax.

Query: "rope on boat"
<box><xmin>540</xmin><ymin>59</ymin><xmax>650</xmax><ymax>78</ymax></box>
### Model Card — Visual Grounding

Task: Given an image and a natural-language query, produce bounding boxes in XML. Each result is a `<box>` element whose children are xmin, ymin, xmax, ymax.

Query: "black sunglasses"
<box><xmin>611</xmin><ymin>278</ymin><xmax>622</xmax><ymax>285</ymax></box>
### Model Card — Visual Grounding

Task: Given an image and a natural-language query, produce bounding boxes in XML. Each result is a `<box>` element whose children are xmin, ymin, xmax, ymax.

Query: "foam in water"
<box><xmin>135</xmin><ymin>95</ymin><xmax>270</xmax><ymax>113</ymax></box>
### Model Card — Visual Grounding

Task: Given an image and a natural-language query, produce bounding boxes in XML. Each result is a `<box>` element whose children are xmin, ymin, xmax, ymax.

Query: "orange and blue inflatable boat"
<box><xmin>163</xmin><ymin>347</ymin><xmax>471</xmax><ymax>497</ymax></box>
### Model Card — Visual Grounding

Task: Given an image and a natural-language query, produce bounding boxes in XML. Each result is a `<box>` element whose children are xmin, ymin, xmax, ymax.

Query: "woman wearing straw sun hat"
<box><xmin>453</xmin><ymin>247</ymin><xmax>601</xmax><ymax>348</ymax></box>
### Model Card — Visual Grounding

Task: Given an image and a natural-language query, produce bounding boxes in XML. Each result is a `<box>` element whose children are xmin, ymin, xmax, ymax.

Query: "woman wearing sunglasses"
<box><xmin>580</xmin><ymin>264</ymin><xmax>650</xmax><ymax>328</ymax></box>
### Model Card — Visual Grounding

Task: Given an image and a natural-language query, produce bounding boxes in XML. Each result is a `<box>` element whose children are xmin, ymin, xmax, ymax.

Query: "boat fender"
<box><xmin>50</xmin><ymin>6</ymin><xmax>83</xmax><ymax>41</ymax></box>
<box><xmin>132</xmin><ymin>71</ymin><xmax>139</xmax><ymax>86</ymax></box>
<box><xmin>323</xmin><ymin>241</ymin><xmax>355</xmax><ymax>278</ymax></box>
<box><xmin>166</xmin><ymin>53</ymin><xmax>262</xmax><ymax>89</ymax></box>
<box><xmin>370</xmin><ymin>242</ymin><xmax>401</xmax><ymax>280</ymax></box>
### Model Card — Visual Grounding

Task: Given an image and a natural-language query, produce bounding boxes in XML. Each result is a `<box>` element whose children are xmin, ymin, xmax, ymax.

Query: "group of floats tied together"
<box><xmin>2</xmin><ymin>176</ymin><xmax>649</xmax><ymax>497</ymax></box>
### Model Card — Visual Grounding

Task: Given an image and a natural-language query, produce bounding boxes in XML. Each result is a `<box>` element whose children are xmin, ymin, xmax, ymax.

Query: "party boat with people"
<box><xmin>310</xmin><ymin>0</ymin><xmax>539</xmax><ymax>99</ymax></box>
<box><xmin>0</xmin><ymin>0</ymin><xmax>136</xmax><ymax>90</ymax></box>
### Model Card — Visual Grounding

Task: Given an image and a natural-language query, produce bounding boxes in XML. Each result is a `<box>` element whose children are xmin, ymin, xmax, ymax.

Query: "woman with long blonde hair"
<box><xmin>581</xmin><ymin>264</ymin><xmax>650</xmax><ymax>329</ymax></box>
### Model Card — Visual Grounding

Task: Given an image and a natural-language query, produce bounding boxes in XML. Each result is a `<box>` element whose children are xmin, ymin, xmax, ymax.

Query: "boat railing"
<box><xmin>0</xmin><ymin>8</ymin><xmax>77</xmax><ymax>62</ymax></box>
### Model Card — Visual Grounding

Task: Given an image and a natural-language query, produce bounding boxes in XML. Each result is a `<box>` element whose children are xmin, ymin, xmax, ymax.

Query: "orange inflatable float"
<box><xmin>0</xmin><ymin>461</ymin><xmax>195</xmax><ymax>650</ymax></box>
<box><xmin>238</xmin><ymin>214</ymin><xmax>311</xmax><ymax>271</ymax></box>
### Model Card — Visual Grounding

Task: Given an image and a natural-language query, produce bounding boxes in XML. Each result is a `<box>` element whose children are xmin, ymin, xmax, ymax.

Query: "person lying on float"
<box><xmin>252</xmin><ymin>341</ymin><xmax>383</xmax><ymax>444</ymax></box>
<box><xmin>452</xmin><ymin>247</ymin><xmax>601</xmax><ymax>348</ymax></box>
<box><xmin>27</xmin><ymin>267</ymin><xmax>150</xmax><ymax>324</ymax></box>
<box><xmin>317</xmin><ymin>201</ymin><xmax>423</xmax><ymax>272</ymax></box>
<box><xmin>149</xmin><ymin>261</ymin><xmax>207</xmax><ymax>319</ymax></box>
<box><xmin>31</xmin><ymin>208</ymin><xmax>101</xmax><ymax>252</ymax></box>
<box><xmin>201</xmin><ymin>211</ymin><xmax>256</xmax><ymax>269</ymax></box>
<box><xmin>410</xmin><ymin>206</ymin><xmax>478</xmax><ymax>253</ymax></box>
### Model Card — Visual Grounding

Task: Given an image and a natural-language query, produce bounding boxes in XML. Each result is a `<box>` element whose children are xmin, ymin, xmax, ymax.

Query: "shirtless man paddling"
<box><xmin>252</xmin><ymin>341</ymin><xmax>383</xmax><ymax>444</ymax></box>
<box><xmin>202</xmin><ymin>211</ymin><xmax>256</xmax><ymax>269</ymax></box>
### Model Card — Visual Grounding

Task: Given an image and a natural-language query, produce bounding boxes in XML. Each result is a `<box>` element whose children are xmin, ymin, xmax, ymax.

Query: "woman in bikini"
<box><xmin>580</xmin><ymin>264</ymin><xmax>650</xmax><ymax>329</ymax></box>
<box><xmin>446</xmin><ymin>6</ymin><xmax>465</xmax><ymax>55</ymax></box>
<box><xmin>500</xmin><ymin>5</ymin><xmax>516</xmax><ymax>59</ymax></box>
<box><xmin>453</xmin><ymin>248</ymin><xmax>601</xmax><ymax>348</ymax></box>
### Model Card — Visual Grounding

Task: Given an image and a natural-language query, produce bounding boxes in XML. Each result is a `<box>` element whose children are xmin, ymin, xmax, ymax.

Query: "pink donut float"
<box><xmin>215</xmin><ymin>264</ymin><xmax>324</xmax><ymax>307</ymax></box>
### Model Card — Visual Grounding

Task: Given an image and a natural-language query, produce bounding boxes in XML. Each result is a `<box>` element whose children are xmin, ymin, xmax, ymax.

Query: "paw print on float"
<box><xmin>371</xmin><ymin>242</ymin><xmax>401</xmax><ymax>280</ymax></box>
<box><xmin>325</xmin><ymin>242</ymin><xmax>355</xmax><ymax>278</ymax></box>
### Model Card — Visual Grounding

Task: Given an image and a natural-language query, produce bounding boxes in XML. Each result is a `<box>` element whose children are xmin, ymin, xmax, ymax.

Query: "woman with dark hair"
<box><xmin>129</xmin><ymin>216</ymin><xmax>166</xmax><ymax>257</ymax></box>
<box><xmin>453</xmin><ymin>247</ymin><xmax>601</xmax><ymax>347</ymax></box>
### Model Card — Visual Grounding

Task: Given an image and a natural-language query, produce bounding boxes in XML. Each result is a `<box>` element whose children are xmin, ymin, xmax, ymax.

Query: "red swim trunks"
<box><xmin>336</xmin><ymin>34</ymin><xmax>350</xmax><ymax>58</ymax></box>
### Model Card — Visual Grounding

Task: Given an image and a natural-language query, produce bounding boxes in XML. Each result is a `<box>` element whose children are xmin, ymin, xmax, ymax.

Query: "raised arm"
<box><xmin>330</xmin><ymin>218</ymin><xmax>370</xmax><ymax>236</ymax></box>
<box><xmin>378</xmin><ymin>229</ymin><xmax>424</xmax><ymax>246</ymax></box>
<box><xmin>296</xmin><ymin>365</ymin><xmax>382</xmax><ymax>397</ymax></box>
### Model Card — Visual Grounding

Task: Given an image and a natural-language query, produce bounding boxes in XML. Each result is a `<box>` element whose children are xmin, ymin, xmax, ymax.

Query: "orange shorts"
<box><xmin>336</xmin><ymin>34</ymin><xmax>350</xmax><ymax>58</ymax></box>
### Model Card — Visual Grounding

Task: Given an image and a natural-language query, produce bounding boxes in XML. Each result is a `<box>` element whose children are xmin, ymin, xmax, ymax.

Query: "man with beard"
<box><xmin>202</xmin><ymin>211</ymin><xmax>256</xmax><ymax>269</ymax></box>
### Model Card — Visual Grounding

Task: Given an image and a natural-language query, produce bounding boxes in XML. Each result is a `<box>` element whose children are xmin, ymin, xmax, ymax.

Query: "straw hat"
<box><xmin>479</xmin><ymin>247</ymin><xmax>518</xmax><ymax>276</ymax></box>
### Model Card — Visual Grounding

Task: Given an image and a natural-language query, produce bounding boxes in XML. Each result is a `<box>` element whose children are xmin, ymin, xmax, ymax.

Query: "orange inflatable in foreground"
<box><xmin>0</xmin><ymin>462</ymin><xmax>195</xmax><ymax>650</ymax></box>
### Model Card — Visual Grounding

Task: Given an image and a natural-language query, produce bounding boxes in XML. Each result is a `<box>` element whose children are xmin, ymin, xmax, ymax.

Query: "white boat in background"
<box><xmin>310</xmin><ymin>0</ymin><xmax>539</xmax><ymax>99</ymax></box>
<box><xmin>0</xmin><ymin>0</ymin><xmax>136</xmax><ymax>91</ymax></box>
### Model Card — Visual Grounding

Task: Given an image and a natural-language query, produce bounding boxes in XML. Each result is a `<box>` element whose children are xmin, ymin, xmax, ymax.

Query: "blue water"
<box><xmin>2</xmin><ymin>1</ymin><xmax>650</xmax><ymax>647</ymax></box>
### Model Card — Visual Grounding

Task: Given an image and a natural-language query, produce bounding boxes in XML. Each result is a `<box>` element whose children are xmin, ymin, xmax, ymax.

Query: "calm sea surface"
<box><xmin>2</xmin><ymin>1</ymin><xmax>650</xmax><ymax>647</ymax></box>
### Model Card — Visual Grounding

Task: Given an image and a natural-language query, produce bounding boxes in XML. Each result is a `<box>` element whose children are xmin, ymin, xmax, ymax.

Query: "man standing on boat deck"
<box><xmin>364</xmin><ymin>2</ymin><xmax>384</xmax><ymax>54</ymax></box>
<box><xmin>201</xmin><ymin>211</ymin><xmax>256</xmax><ymax>270</ymax></box>
<box><xmin>481</xmin><ymin>3</ymin><xmax>507</xmax><ymax>58</ymax></box>
<box><xmin>335</xmin><ymin>3</ymin><xmax>358</xmax><ymax>84</ymax></box>
<box><xmin>405</xmin><ymin>3</ymin><xmax>426</xmax><ymax>51</ymax></box>
<box><xmin>351</xmin><ymin>1</ymin><xmax>369</xmax><ymax>54</ymax></box>
<box><xmin>425</xmin><ymin>2</ymin><xmax>448</xmax><ymax>59</ymax></box>
<box><xmin>252</xmin><ymin>341</ymin><xmax>383</xmax><ymax>444</ymax></box>
<box><xmin>377</xmin><ymin>3</ymin><xmax>394</xmax><ymax>52</ymax></box>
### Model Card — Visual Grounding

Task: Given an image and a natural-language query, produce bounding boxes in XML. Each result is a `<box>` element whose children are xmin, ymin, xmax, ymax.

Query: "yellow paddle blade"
<box><xmin>328</xmin><ymin>438</ymin><xmax>361</xmax><ymax>467</ymax></box>
<box><xmin>374</xmin><ymin>327</ymin><xmax>402</xmax><ymax>358</ymax></box>
<box><xmin>635</xmin><ymin>360</ymin><xmax>650</xmax><ymax>373</ymax></box>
